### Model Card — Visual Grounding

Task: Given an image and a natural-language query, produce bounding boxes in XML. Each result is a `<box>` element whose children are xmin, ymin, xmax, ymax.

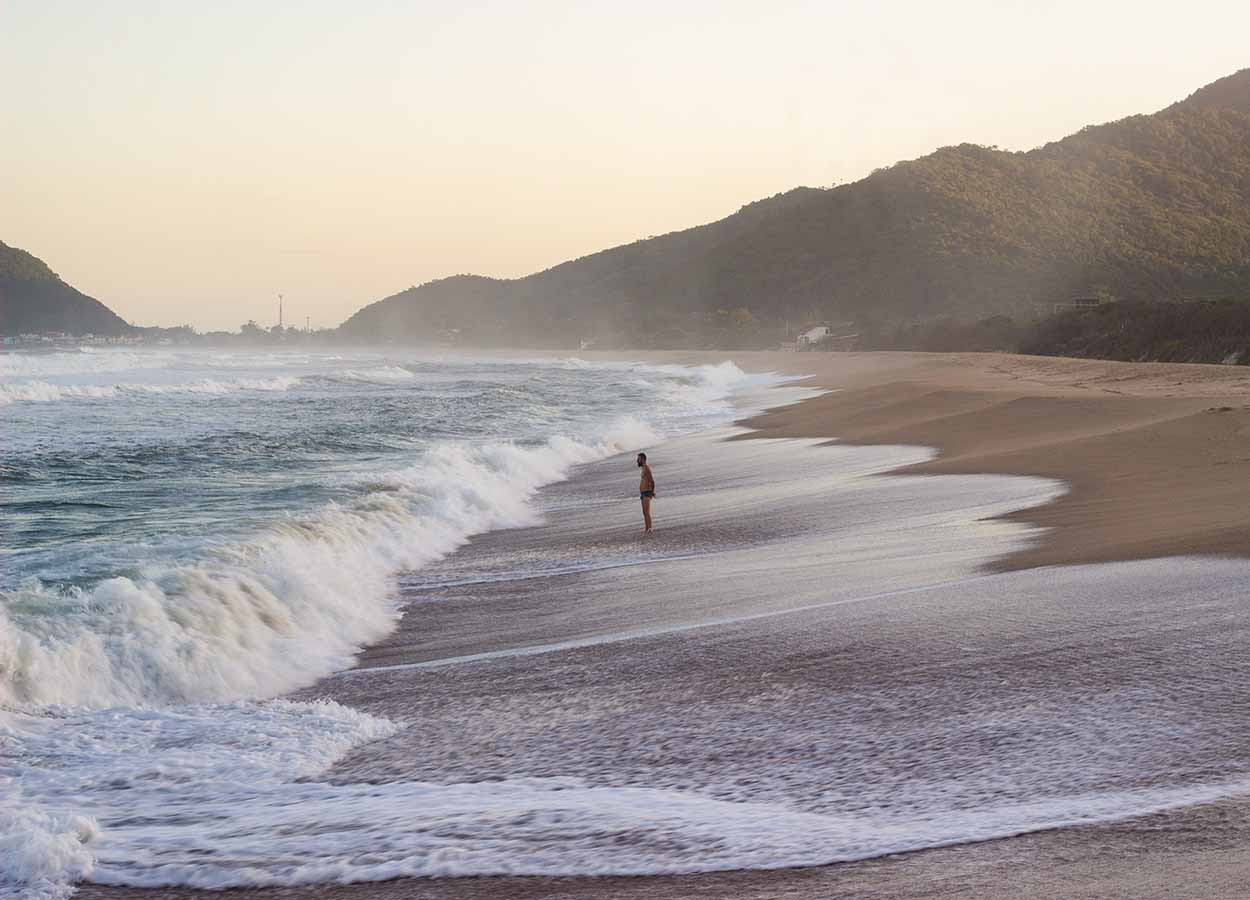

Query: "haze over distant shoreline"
<box><xmin>9</xmin><ymin>2</ymin><xmax>1250</xmax><ymax>331</ymax></box>
<box><xmin>338</xmin><ymin>69</ymin><xmax>1250</xmax><ymax>348</ymax></box>
<box><xmin>4</xmin><ymin>69</ymin><xmax>1249</xmax><ymax>359</ymax></box>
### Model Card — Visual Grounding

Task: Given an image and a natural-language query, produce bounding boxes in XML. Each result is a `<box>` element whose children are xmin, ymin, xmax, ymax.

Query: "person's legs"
<box><xmin>641</xmin><ymin>496</ymin><xmax>652</xmax><ymax>532</ymax></box>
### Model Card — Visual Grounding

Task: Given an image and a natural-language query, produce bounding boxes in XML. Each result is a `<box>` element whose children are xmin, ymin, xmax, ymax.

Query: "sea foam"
<box><xmin>0</xmin><ymin>416</ymin><xmax>660</xmax><ymax>709</ymax></box>
<box><xmin>0</xmin><ymin>376</ymin><xmax>300</xmax><ymax>405</ymax></box>
<box><xmin>0</xmin><ymin>421</ymin><xmax>661</xmax><ymax>895</ymax></box>
<box><xmin>0</xmin><ymin>357</ymin><xmax>765</xmax><ymax>897</ymax></box>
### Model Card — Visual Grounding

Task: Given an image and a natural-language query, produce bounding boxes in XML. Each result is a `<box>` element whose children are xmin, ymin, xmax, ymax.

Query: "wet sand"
<box><xmin>728</xmin><ymin>351</ymin><xmax>1250</xmax><ymax>570</ymax></box>
<box><xmin>604</xmin><ymin>350</ymin><xmax>1250</xmax><ymax>571</ymax></box>
<box><xmin>82</xmin><ymin>352</ymin><xmax>1250</xmax><ymax>900</ymax></box>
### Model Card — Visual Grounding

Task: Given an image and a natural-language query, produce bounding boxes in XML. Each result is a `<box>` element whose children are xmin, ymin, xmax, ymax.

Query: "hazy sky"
<box><xmin>3</xmin><ymin>1</ymin><xmax>1247</xmax><ymax>330</ymax></box>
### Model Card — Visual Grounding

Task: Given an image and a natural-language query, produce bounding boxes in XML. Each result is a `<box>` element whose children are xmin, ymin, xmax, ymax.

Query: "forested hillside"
<box><xmin>0</xmin><ymin>242</ymin><xmax>132</xmax><ymax>335</ymax></box>
<box><xmin>1019</xmin><ymin>299</ymin><xmax>1250</xmax><ymax>364</ymax></box>
<box><xmin>341</xmin><ymin>69</ymin><xmax>1250</xmax><ymax>348</ymax></box>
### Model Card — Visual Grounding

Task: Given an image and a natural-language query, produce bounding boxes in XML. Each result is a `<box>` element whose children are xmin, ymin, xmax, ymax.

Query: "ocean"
<box><xmin>0</xmin><ymin>349</ymin><xmax>777</xmax><ymax>896</ymax></box>
<box><xmin>5</xmin><ymin>348</ymin><xmax>1250</xmax><ymax>899</ymax></box>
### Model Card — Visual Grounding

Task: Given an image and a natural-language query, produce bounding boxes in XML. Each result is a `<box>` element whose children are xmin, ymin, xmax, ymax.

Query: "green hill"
<box><xmin>341</xmin><ymin>69</ymin><xmax>1250</xmax><ymax>348</ymax></box>
<box><xmin>1019</xmin><ymin>299</ymin><xmax>1250</xmax><ymax>364</ymax></box>
<box><xmin>0</xmin><ymin>242</ymin><xmax>132</xmax><ymax>336</ymax></box>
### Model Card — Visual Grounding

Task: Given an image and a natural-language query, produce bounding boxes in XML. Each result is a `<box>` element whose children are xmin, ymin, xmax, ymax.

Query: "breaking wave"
<box><xmin>0</xmin><ymin>376</ymin><xmax>301</xmax><ymax>405</ymax></box>
<box><xmin>0</xmin><ymin>355</ymin><xmax>775</xmax><ymax>898</ymax></box>
<box><xmin>0</xmin><ymin>417</ymin><xmax>659</xmax><ymax>710</ymax></box>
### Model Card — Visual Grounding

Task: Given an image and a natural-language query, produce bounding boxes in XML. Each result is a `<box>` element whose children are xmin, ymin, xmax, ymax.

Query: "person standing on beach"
<box><xmin>637</xmin><ymin>452</ymin><xmax>655</xmax><ymax>533</ymax></box>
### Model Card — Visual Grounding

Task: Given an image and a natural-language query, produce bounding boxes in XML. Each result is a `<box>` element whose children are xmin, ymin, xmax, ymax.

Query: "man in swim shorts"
<box><xmin>637</xmin><ymin>452</ymin><xmax>655</xmax><ymax>533</ymax></box>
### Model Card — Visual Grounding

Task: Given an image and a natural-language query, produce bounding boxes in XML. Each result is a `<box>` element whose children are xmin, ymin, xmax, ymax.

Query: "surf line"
<box><xmin>334</xmin><ymin>570</ymin><xmax>1003</xmax><ymax>679</ymax></box>
<box><xmin>405</xmin><ymin>552</ymin><xmax>707</xmax><ymax>591</ymax></box>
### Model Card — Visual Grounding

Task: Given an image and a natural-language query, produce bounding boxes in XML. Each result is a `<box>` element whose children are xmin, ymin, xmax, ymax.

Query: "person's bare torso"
<box><xmin>639</xmin><ymin>464</ymin><xmax>654</xmax><ymax>493</ymax></box>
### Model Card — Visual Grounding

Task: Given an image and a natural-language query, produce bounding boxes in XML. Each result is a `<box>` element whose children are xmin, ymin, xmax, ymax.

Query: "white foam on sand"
<box><xmin>8</xmin><ymin>695</ymin><xmax>1250</xmax><ymax>894</ymax></box>
<box><xmin>79</xmin><ymin>778</ymin><xmax>1250</xmax><ymax>887</ymax></box>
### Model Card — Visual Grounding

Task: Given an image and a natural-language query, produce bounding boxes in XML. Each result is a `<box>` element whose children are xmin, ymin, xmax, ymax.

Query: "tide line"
<box><xmin>334</xmin><ymin>570</ymin><xmax>999</xmax><ymax>678</ymax></box>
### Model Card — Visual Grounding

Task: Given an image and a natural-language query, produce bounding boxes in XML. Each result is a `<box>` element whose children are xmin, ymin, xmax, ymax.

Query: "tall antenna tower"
<box><xmin>278</xmin><ymin>294</ymin><xmax>284</xmax><ymax>330</ymax></box>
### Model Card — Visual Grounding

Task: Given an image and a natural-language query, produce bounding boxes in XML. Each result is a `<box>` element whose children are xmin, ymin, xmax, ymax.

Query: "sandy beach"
<box><xmin>78</xmin><ymin>351</ymin><xmax>1250</xmax><ymax>900</ymax></box>
<box><xmin>731</xmin><ymin>351</ymin><xmax>1250</xmax><ymax>570</ymax></box>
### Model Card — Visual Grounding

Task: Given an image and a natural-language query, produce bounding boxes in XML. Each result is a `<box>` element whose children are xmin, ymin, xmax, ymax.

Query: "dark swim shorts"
<box><xmin>640</xmin><ymin>490</ymin><xmax>655</xmax><ymax>499</ymax></box>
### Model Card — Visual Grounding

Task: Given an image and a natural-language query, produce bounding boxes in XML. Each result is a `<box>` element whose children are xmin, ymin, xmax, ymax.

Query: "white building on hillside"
<box><xmin>797</xmin><ymin>324</ymin><xmax>831</xmax><ymax>346</ymax></box>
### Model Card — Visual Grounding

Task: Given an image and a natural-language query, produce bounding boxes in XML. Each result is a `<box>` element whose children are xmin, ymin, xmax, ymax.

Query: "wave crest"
<box><xmin>0</xmin><ymin>417</ymin><xmax>659</xmax><ymax>710</ymax></box>
<box><xmin>0</xmin><ymin>376</ymin><xmax>299</xmax><ymax>405</ymax></box>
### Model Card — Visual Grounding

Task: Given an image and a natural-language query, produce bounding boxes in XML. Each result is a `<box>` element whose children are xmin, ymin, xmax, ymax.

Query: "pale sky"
<box><xmin>2</xmin><ymin>1</ymin><xmax>1247</xmax><ymax>330</ymax></box>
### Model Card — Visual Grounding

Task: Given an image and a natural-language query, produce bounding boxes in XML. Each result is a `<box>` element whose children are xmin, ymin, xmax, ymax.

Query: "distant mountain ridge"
<box><xmin>341</xmin><ymin>68</ymin><xmax>1250</xmax><ymax>348</ymax></box>
<box><xmin>0</xmin><ymin>242</ymin><xmax>132</xmax><ymax>336</ymax></box>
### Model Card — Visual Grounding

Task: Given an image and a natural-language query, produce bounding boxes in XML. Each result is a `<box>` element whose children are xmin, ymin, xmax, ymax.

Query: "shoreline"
<box><xmin>73</xmin><ymin>350</ymin><xmax>1250</xmax><ymax>900</ymax></box>
<box><xmin>635</xmin><ymin>350</ymin><xmax>1250</xmax><ymax>572</ymax></box>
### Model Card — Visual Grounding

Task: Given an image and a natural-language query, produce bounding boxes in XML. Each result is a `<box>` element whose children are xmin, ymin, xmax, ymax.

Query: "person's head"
<box><xmin>636</xmin><ymin>452</ymin><xmax>647</xmax><ymax>468</ymax></box>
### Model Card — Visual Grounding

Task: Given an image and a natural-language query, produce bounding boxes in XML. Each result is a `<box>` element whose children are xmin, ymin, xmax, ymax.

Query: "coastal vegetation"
<box><xmin>1018</xmin><ymin>298</ymin><xmax>1250</xmax><ymax>365</ymax></box>
<box><xmin>0</xmin><ymin>241</ymin><xmax>132</xmax><ymax>336</ymax></box>
<box><xmin>840</xmin><ymin>299</ymin><xmax>1250</xmax><ymax>366</ymax></box>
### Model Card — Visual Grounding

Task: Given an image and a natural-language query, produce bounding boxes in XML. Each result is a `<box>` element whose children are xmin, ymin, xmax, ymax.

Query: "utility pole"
<box><xmin>278</xmin><ymin>294</ymin><xmax>284</xmax><ymax>330</ymax></box>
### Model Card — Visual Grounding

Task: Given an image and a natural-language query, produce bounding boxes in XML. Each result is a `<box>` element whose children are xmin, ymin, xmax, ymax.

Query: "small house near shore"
<box><xmin>797</xmin><ymin>324</ymin><xmax>832</xmax><ymax>346</ymax></box>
